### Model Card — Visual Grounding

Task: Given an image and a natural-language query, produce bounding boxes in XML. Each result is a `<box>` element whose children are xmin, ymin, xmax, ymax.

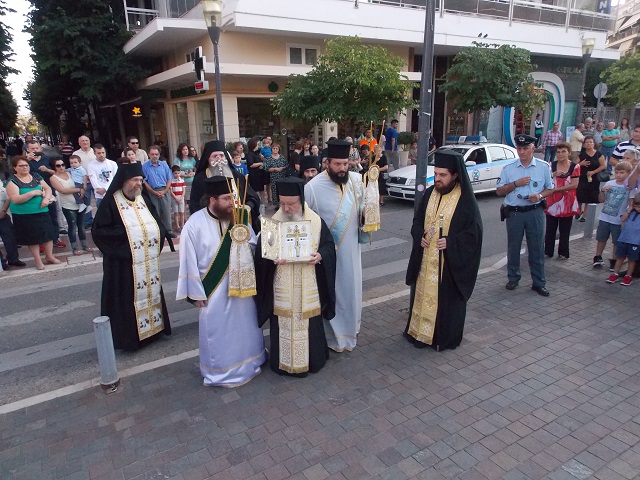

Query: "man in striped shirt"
<box><xmin>610</xmin><ymin>125</ymin><xmax>640</xmax><ymax>169</ymax></box>
<box><xmin>542</xmin><ymin>122</ymin><xmax>562</xmax><ymax>163</ymax></box>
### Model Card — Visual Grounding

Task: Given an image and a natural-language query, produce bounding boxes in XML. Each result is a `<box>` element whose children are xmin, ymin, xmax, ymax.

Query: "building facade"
<box><xmin>122</xmin><ymin>0</ymin><xmax>617</xmax><ymax>154</ymax></box>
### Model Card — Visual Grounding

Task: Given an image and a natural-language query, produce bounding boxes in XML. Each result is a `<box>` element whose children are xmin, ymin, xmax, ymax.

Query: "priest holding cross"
<box><xmin>255</xmin><ymin>177</ymin><xmax>336</xmax><ymax>376</ymax></box>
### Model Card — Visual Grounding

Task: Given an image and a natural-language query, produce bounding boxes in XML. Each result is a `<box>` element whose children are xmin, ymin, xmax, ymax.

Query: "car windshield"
<box><xmin>427</xmin><ymin>147</ymin><xmax>469</xmax><ymax>165</ymax></box>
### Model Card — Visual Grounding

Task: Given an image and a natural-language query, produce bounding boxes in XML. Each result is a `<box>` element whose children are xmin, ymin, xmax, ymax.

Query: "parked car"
<box><xmin>386</xmin><ymin>142</ymin><xmax>519</xmax><ymax>201</ymax></box>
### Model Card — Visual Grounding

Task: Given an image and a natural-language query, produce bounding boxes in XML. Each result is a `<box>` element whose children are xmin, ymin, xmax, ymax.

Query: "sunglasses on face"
<box><xmin>130</xmin><ymin>141</ymin><xmax>139</xmax><ymax>145</ymax></box>
<box><xmin>55</xmin><ymin>163</ymin><xmax>64</xmax><ymax>167</ymax></box>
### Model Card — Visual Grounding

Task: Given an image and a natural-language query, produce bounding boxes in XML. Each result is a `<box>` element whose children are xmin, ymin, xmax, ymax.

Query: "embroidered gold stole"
<box><xmin>114</xmin><ymin>190</ymin><xmax>164</xmax><ymax>341</ymax></box>
<box><xmin>408</xmin><ymin>183</ymin><xmax>461</xmax><ymax>345</ymax></box>
<box><xmin>362</xmin><ymin>165</ymin><xmax>381</xmax><ymax>233</ymax></box>
<box><xmin>272</xmin><ymin>205</ymin><xmax>322</xmax><ymax>373</ymax></box>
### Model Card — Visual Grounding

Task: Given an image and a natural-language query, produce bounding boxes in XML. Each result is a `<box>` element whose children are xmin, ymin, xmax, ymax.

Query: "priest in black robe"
<box><xmin>404</xmin><ymin>150</ymin><xmax>482</xmax><ymax>351</ymax></box>
<box><xmin>189</xmin><ymin>140</ymin><xmax>261</xmax><ymax>232</ymax></box>
<box><xmin>92</xmin><ymin>162</ymin><xmax>171</xmax><ymax>351</ymax></box>
<box><xmin>255</xmin><ymin>177</ymin><xmax>336</xmax><ymax>376</ymax></box>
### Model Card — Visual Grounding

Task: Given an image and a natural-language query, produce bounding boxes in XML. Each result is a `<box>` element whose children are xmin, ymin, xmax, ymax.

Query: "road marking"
<box><xmin>361</xmin><ymin>237</ymin><xmax>406</xmax><ymax>252</ymax></box>
<box><xmin>0</xmin><ymin>301</ymin><xmax>95</xmax><ymax>328</ymax></box>
<box><xmin>363</xmin><ymin>259</ymin><xmax>407</xmax><ymax>281</ymax></box>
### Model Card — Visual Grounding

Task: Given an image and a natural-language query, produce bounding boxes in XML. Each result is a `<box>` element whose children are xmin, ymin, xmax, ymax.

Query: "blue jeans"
<box><xmin>84</xmin><ymin>183</ymin><xmax>94</xmax><ymax>227</ymax></box>
<box><xmin>506</xmin><ymin>207</ymin><xmax>546</xmax><ymax>287</ymax></box>
<box><xmin>543</xmin><ymin>146</ymin><xmax>556</xmax><ymax>163</ymax></box>
<box><xmin>62</xmin><ymin>208</ymin><xmax>86</xmax><ymax>248</ymax></box>
<box><xmin>601</xmin><ymin>145</ymin><xmax>615</xmax><ymax>172</ymax></box>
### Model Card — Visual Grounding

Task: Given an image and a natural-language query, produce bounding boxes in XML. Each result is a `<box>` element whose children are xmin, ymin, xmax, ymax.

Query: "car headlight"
<box><xmin>407</xmin><ymin>179</ymin><xmax>415</xmax><ymax>186</ymax></box>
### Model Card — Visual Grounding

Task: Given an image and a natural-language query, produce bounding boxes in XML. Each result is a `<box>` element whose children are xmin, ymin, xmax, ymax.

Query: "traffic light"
<box><xmin>194</xmin><ymin>46</ymin><xmax>205</xmax><ymax>82</ymax></box>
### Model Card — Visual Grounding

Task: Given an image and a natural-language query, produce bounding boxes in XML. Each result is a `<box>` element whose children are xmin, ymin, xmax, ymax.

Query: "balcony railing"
<box><xmin>123</xmin><ymin>0</ymin><xmax>201</xmax><ymax>30</ymax></box>
<box><xmin>364</xmin><ymin>0</ymin><xmax>613</xmax><ymax>32</ymax></box>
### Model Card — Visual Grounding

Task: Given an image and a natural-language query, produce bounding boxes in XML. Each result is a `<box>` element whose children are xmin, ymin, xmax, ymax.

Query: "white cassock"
<box><xmin>176</xmin><ymin>208</ymin><xmax>266</xmax><ymax>387</ymax></box>
<box><xmin>305</xmin><ymin>171</ymin><xmax>364</xmax><ymax>352</ymax></box>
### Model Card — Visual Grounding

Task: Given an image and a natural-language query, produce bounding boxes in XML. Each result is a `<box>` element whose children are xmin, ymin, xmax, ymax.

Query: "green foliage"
<box><xmin>26</xmin><ymin>0</ymin><xmax>146</xmax><ymax>135</ymax></box>
<box><xmin>440</xmin><ymin>42</ymin><xmax>545</xmax><ymax>117</ymax></box>
<box><xmin>0</xmin><ymin>78</ymin><xmax>17</xmax><ymax>132</ymax></box>
<box><xmin>600</xmin><ymin>53</ymin><xmax>640</xmax><ymax>108</ymax></box>
<box><xmin>397</xmin><ymin>131</ymin><xmax>414</xmax><ymax>146</ymax></box>
<box><xmin>585</xmin><ymin>60</ymin><xmax>614</xmax><ymax>107</ymax></box>
<box><xmin>274</xmin><ymin>37</ymin><xmax>417</xmax><ymax>128</ymax></box>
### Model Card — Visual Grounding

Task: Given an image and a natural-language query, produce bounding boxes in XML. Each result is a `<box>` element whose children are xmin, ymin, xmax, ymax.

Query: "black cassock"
<box><xmin>255</xmin><ymin>218</ymin><xmax>336</xmax><ymax>376</ymax></box>
<box><xmin>405</xmin><ymin>185</ymin><xmax>483</xmax><ymax>351</ymax></box>
<box><xmin>92</xmin><ymin>192</ymin><xmax>171</xmax><ymax>351</ymax></box>
<box><xmin>189</xmin><ymin>170</ymin><xmax>261</xmax><ymax>233</ymax></box>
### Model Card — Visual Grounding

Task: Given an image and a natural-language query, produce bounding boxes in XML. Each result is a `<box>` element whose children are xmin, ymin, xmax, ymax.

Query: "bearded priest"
<box><xmin>177</xmin><ymin>176</ymin><xmax>266</xmax><ymax>387</ymax></box>
<box><xmin>255</xmin><ymin>177</ymin><xmax>336</xmax><ymax>376</ymax></box>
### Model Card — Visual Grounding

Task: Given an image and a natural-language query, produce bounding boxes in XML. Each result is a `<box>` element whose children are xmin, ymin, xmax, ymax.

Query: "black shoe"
<box><xmin>8</xmin><ymin>260</ymin><xmax>26</xmax><ymax>267</ymax></box>
<box><xmin>532</xmin><ymin>286</ymin><xmax>550</xmax><ymax>297</ymax></box>
<box><xmin>59</xmin><ymin>229</ymin><xmax>68</xmax><ymax>235</ymax></box>
<box><xmin>609</xmin><ymin>259</ymin><xmax>616</xmax><ymax>272</ymax></box>
<box><xmin>403</xmin><ymin>332</ymin><xmax>415</xmax><ymax>344</ymax></box>
<box><xmin>593</xmin><ymin>255</ymin><xmax>603</xmax><ymax>268</ymax></box>
<box><xmin>505</xmin><ymin>281</ymin><xmax>519</xmax><ymax>290</ymax></box>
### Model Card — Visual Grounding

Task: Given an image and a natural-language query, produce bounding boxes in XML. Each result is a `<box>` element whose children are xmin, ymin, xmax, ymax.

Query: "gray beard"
<box><xmin>283</xmin><ymin>211</ymin><xmax>304</xmax><ymax>222</ymax></box>
<box><xmin>208</xmin><ymin>163</ymin><xmax>233</xmax><ymax>177</ymax></box>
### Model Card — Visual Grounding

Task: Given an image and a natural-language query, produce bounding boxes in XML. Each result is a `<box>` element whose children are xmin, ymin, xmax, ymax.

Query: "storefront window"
<box><xmin>238</xmin><ymin>98</ymin><xmax>279</xmax><ymax>140</ymax></box>
<box><xmin>197</xmin><ymin>99</ymin><xmax>217</xmax><ymax>147</ymax></box>
<box><xmin>175</xmin><ymin>102</ymin><xmax>190</xmax><ymax>146</ymax></box>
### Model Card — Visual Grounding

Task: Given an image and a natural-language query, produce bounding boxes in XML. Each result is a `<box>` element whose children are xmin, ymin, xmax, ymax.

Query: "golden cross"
<box><xmin>286</xmin><ymin>225</ymin><xmax>305</xmax><ymax>257</ymax></box>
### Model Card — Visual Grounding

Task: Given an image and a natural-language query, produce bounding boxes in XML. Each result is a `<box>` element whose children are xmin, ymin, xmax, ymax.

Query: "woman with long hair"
<box><xmin>264</xmin><ymin>144</ymin><xmax>289</xmax><ymax>206</ymax></box>
<box><xmin>619</xmin><ymin>118</ymin><xmax>631</xmax><ymax>142</ymax></box>
<box><xmin>173</xmin><ymin>143</ymin><xmax>197</xmax><ymax>207</ymax></box>
<box><xmin>576</xmin><ymin>136</ymin><xmax>607</xmax><ymax>222</ymax></box>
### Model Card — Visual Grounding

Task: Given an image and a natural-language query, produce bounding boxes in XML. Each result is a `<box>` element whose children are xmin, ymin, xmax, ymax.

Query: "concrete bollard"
<box><xmin>583</xmin><ymin>203</ymin><xmax>597</xmax><ymax>239</ymax></box>
<box><xmin>92</xmin><ymin>316</ymin><xmax>120</xmax><ymax>393</ymax></box>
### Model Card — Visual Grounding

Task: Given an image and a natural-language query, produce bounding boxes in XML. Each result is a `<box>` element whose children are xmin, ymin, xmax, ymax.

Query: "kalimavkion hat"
<box><xmin>514</xmin><ymin>134</ymin><xmax>537</xmax><ymax>147</ymax></box>
<box><xmin>433</xmin><ymin>151</ymin><xmax>458</xmax><ymax>170</ymax></box>
<box><xmin>326</xmin><ymin>139</ymin><xmax>351</xmax><ymax>159</ymax></box>
<box><xmin>299</xmin><ymin>155</ymin><xmax>320</xmax><ymax>173</ymax></box>
<box><xmin>203</xmin><ymin>176</ymin><xmax>232</xmax><ymax>196</ymax></box>
<box><xmin>276</xmin><ymin>177</ymin><xmax>306</xmax><ymax>198</ymax></box>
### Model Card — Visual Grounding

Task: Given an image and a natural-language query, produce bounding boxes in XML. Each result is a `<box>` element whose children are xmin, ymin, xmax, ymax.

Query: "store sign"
<box><xmin>597</xmin><ymin>0</ymin><xmax>611</xmax><ymax>14</ymax></box>
<box><xmin>131</xmin><ymin>106</ymin><xmax>142</xmax><ymax>118</ymax></box>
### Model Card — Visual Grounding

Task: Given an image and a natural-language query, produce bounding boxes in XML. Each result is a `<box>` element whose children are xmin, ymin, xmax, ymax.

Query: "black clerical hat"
<box><xmin>434</xmin><ymin>151</ymin><xmax>458</xmax><ymax>170</ymax></box>
<box><xmin>327</xmin><ymin>139</ymin><xmax>351</xmax><ymax>159</ymax></box>
<box><xmin>104</xmin><ymin>162</ymin><xmax>144</xmax><ymax>197</ymax></box>
<box><xmin>203</xmin><ymin>176</ymin><xmax>232</xmax><ymax>196</ymax></box>
<box><xmin>514</xmin><ymin>134</ymin><xmax>536</xmax><ymax>146</ymax></box>
<box><xmin>276</xmin><ymin>177</ymin><xmax>305</xmax><ymax>198</ymax></box>
<box><xmin>299</xmin><ymin>155</ymin><xmax>320</xmax><ymax>173</ymax></box>
<box><xmin>195</xmin><ymin>140</ymin><xmax>233</xmax><ymax>175</ymax></box>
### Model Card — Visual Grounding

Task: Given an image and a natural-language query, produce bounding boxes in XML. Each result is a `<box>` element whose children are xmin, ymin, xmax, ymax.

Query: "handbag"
<box><xmin>594</xmin><ymin>170</ymin><xmax>610</xmax><ymax>183</ymax></box>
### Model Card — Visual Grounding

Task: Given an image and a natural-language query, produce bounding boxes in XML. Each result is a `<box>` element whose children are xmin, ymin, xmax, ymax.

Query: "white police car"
<box><xmin>386</xmin><ymin>142</ymin><xmax>518</xmax><ymax>201</ymax></box>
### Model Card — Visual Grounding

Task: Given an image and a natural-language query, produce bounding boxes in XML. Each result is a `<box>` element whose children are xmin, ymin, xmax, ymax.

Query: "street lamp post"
<box><xmin>576</xmin><ymin>37</ymin><xmax>595</xmax><ymax>126</ymax></box>
<box><xmin>201</xmin><ymin>0</ymin><xmax>225</xmax><ymax>143</ymax></box>
<box><xmin>414</xmin><ymin>0</ymin><xmax>436</xmax><ymax>211</ymax></box>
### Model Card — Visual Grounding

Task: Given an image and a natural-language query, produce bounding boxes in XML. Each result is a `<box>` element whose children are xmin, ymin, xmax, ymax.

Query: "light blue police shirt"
<box><xmin>497</xmin><ymin>157</ymin><xmax>553</xmax><ymax>207</ymax></box>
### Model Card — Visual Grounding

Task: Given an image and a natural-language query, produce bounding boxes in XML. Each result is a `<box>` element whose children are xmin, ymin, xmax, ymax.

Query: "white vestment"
<box><xmin>305</xmin><ymin>171</ymin><xmax>364</xmax><ymax>352</ymax></box>
<box><xmin>176</xmin><ymin>208</ymin><xmax>266</xmax><ymax>387</ymax></box>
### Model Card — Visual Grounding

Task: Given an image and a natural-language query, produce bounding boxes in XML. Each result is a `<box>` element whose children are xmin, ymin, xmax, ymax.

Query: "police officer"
<box><xmin>496</xmin><ymin>134</ymin><xmax>554</xmax><ymax>296</ymax></box>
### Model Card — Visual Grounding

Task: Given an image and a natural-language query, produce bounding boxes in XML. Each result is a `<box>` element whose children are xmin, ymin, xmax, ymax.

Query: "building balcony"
<box><xmin>123</xmin><ymin>0</ymin><xmax>614</xmax><ymax>33</ymax></box>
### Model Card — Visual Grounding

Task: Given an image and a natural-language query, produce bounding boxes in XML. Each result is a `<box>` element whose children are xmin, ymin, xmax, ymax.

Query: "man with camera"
<box><xmin>26</xmin><ymin>140</ymin><xmax>65</xmax><ymax>248</ymax></box>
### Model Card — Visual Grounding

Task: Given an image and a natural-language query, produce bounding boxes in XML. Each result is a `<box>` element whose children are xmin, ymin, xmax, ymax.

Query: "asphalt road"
<box><xmin>0</xmin><ymin>193</ymin><xmax>594</xmax><ymax>406</ymax></box>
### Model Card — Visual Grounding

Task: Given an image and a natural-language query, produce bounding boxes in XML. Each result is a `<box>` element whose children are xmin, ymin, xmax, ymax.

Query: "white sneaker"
<box><xmin>78</xmin><ymin>204</ymin><xmax>86</xmax><ymax>213</ymax></box>
<box><xmin>85</xmin><ymin>205</ymin><xmax>94</xmax><ymax>215</ymax></box>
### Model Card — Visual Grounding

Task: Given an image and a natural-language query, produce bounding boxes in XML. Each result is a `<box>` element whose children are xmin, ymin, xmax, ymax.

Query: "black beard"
<box><xmin>434</xmin><ymin>182</ymin><xmax>456</xmax><ymax>195</ymax></box>
<box><xmin>327</xmin><ymin>169</ymin><xmax>349</xmax><ymax>185</ymax></box>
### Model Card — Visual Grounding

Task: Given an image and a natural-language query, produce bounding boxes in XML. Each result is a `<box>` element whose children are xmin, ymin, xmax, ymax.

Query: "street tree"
<box><xmin>26</xmin><ymin>0</ymin><xmax>145</xmax><ymax>139</ymax></box>
<box><xmin>0</xmin><ymin>0</ymin><xmax>18</xmax><ymax>134</ymax></box>
<box><xmin>273</xmin><ymin>36</ymin><xmax>417</xmax><ymax>132</ymax></box>
<box><xmin>440</xmin><ymin>42</ymin><xmax>545</xmax><ymax>121</ymax></box>
<box><xmin>600</xmin><ymin>52</ymin><xmax>640</xmax><ymax>108</ymax></box>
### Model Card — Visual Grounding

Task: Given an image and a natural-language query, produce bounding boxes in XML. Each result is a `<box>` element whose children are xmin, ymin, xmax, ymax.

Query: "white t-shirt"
<box><xmin>599</xmin><ymin>180</ymin><xmax>630</xmax><ymax>225</ymax></box>
<box><xmin>72</xmin><ymin>148</ymin><xmax>97</xmax><ymax>170</ymax></box>
<box><xmin>87</xmin><ymin>159</ymin><xmax>118</xmax><ymax>199</ymax></box>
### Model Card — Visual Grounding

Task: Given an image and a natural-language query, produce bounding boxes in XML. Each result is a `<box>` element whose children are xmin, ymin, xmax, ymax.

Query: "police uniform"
<box><xmin>497</xmin><ymin>134</ymin><xmax>554</xmax><ymax>296</ymax></box>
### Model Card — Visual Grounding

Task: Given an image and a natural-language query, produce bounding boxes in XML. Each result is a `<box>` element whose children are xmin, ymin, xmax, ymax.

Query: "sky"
<box><xmin>6</xmin><ymin>0</ymin><xmax>33</xmax><ymax>115</ymax></box>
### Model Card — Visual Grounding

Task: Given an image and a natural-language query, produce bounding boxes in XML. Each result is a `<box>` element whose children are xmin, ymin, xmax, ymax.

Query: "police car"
<box><xmin>386</xmin><ymin>140</ymin><xmax>518</xmax><ymax>201</ymax></box>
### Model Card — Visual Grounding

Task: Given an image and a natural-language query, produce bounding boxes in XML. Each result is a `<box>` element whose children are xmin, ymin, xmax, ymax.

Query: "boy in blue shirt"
<box><xmin>607</xmin><ymin>193</ymin><xmax>640</xmax><ymax>286</ymax></box>
<box><xmin>259</xmin><ymin>136</ymin><xmax>272</xmax><ymax>161</ymax></box>
<box><xmin>68</xmin><ymin>154</ymin><xmax>88</xmax><ymax>213</ymax></box>
<box><xmin>232</xmin><ymin>152</ymin><xmax>248</xmax><ymax>175</ymax></box>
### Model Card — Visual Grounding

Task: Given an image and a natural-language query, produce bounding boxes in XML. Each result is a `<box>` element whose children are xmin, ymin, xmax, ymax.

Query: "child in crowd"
<box><xmin>259</xmin><ymin>136</ymin><xmax>272</xmax><ymax>161</ymax></box>
<box><xmin>607</xmin><ymin>193</ymin><xmax>640</xmax><ymax>286</ymax></box>
<box><xmin>232</xmin><ymin>152</ymin><xmax>248</xmax><ymax>175</ymax></box>
<box><xmin>170</xmin><ymin>165</ymin><xmax>185</xmax><ymax>232</ymax></box>
<box><xmin>68</xmin><ymin>154</ymin><xmax>87</xmax><ymax>213</ymax></box>
<box><xmin>593</xmin><ymin>161</ymin><xmax>633</xmax><ymax>270</ymax></box>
